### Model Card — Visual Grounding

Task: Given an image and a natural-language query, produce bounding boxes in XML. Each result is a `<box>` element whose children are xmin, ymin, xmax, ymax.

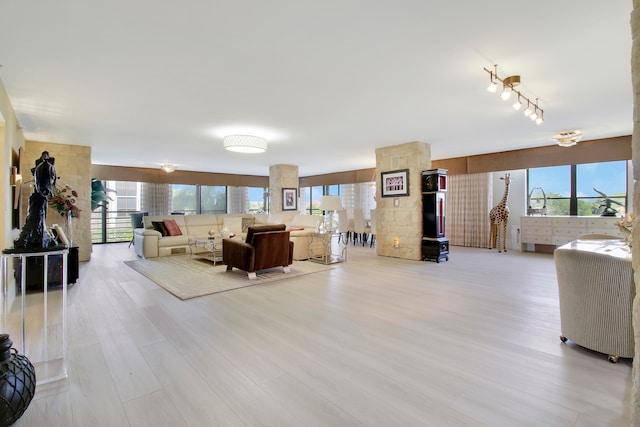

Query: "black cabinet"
<box><xmin>422</xmin><ymin>238</ymin><xmax>449</xmax><ymax>263</ymax></box>
<box><xmin>422</xmin><ymin>169</ymin><xmax>449</xmax><ymax>262</ymax></box>
<box><xmin>17</xmin><ymin>246</ymin><xmax>79</xmax><ymax>291</ymax></box>
<box><xmin>422</xmin><ymin>192</ymin><xmax>446</xmax><ymax>238</ymax></box>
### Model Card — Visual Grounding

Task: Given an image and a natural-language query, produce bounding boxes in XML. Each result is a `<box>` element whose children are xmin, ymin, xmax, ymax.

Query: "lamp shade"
<box><xmin>319</xmin><ymin>196</ymin><xmax>342</xmax><ymax>211</ymax></box>
<box><xmin>223</xmin><ymin>135</ymin><xmax>267</xmax><ymax>153</ymax></box>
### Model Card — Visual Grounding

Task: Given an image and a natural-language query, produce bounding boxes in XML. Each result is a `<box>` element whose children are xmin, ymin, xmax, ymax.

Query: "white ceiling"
<box><xmin>0</xmin><ymin>1</ymin><xmax>633</xmax><ymax>177</ymax></box>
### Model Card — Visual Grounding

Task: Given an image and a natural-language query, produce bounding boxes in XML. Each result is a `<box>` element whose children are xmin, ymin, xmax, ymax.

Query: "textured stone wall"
<box><xmin>268</xmin><ymin>164</ymin><xmax>299</xmax><ymax>213</ymax></box>
<box><xmin>629</xmin><ymin>1</ymin><xmax>640</xmax><ymax>424</ymax></box>
<box><xmin>375</xmin><ymin>141</ymin><xmax>431</xmax><ymax>260</ymax></box>
<box><xmin>20</xmin><ymin>141</ymin><xmax>92</xmax><ymax>261</ymax></box>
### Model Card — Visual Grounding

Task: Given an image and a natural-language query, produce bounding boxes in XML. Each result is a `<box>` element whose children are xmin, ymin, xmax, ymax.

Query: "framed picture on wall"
<box><xmin>381</xmin><ymin>169</ymin><xmax>410</xmax><ymax>197</ymax></box>
<box><xmin>282</xmin><ymin>188</ymin><xmax>297</xmax><ymax>211</ymax></box>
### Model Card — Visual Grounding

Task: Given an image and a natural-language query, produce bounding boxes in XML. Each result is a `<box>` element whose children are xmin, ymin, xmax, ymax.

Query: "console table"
<box><xmin>521</xmin><ymin>216</ymin><xmax>623</xmax><ymax>251</ymax></box>
<box><xmin>554</xmin><ymin>239</ymin><xmax>633</xmax><ymax>362</ymax></box>
<box><xmin>308</xmin><ymin>232</ymin><xmax>347</xmax><ymax>264</ymax></box>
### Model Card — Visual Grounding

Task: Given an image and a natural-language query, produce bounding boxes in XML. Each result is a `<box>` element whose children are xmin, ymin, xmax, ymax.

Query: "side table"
<box><xmin>308</xmin><ymin>232</ymin><xmax>347</xmax><ymax>264</ymax></box>
<box><xmin>188</xmin><ymin>238</ymin><xmax>223</xmax><ymax>265</ymax></box>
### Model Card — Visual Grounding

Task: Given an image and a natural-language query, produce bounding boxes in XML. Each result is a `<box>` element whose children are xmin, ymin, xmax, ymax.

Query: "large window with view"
<box><xmin>528</xmin><ymin>160</ymin><xmax>627</xmax><ymax>216</ymax></box>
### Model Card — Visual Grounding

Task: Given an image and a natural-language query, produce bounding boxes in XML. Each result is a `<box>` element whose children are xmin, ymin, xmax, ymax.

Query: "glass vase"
<box><xmin>64</xmin><ymin>214</ymin><xmax>74</xmax><ymax>247</ymax></box>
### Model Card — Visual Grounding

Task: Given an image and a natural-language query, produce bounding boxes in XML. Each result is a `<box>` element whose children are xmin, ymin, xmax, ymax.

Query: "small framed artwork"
<box><xmin>282</xmin><ymin>188</ymin><xmax>298</xmax><ymax>211</ymax></box>
<box><xmin>381</xmin><ymin>169</ymin><xmax>410</xmax><ymax>197</ymax></box>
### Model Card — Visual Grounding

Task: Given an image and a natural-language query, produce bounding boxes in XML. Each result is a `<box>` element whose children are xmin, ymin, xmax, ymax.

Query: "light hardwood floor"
<box><xmin>12</xmin><ymin>242</ymin><xmax>632</xmax><ymax>426</ymax></box>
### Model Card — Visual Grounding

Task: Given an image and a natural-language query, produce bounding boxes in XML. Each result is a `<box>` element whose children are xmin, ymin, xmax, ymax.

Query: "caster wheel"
<box><xmin>560</xmin><ymin>335</ymin><xmax>568</xmax><ymax>343</ymax></box>
<box><xmin>445</xmin><ymin>256</ymin><xmax>449</xmax><ymax>261</ymax></box>
<box><xmin>608</xmin><ymin>355</ymin><xmax>619</xmax><ymax>363</ymax></box>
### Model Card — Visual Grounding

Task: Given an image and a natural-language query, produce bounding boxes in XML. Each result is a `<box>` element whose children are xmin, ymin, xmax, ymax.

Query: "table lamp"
<box><xmin>319</xmin><ymin>196</ymin><xmax>342</xmax><ymax>232</ymax></box>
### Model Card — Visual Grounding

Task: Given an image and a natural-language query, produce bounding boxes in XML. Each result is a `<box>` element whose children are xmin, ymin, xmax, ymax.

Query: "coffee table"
<box><xmin>188</xmin><ymin>237</ymin><xmax>223</xmax><ymax>265</ymax></box>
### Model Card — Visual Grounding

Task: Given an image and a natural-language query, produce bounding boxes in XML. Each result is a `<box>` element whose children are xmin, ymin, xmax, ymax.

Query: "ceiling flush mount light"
<box><xmin>552</xmin><ymin>130</ymin><xmax>582</xmax><ymax>147</ymax></box>
<box><xmin>483</xmin><ymin>64</ymin><xmax>544</xmax><ymax>125</ymax></box>
<box><xmin>161</xmin><ymin>163</ymin><xmax>176</xmax><ymax>173</ymax></box>
<box><xmin>223</xmin><ymin>135</ymin><xmax>267</xmax><ymax>153</ymax></box>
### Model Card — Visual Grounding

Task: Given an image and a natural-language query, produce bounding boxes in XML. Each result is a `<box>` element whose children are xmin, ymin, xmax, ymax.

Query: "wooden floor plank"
<box><xmin>10</xmin><ymin>242</ymin><xmax>632</xmax><ymax>426</ymax></box>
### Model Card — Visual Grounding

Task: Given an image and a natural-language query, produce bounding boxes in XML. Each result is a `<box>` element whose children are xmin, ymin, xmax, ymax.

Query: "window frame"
<box><xmin>527</xmin><ymin>161</ymin><xmax>628</xmax><ymax>216</ymax></box>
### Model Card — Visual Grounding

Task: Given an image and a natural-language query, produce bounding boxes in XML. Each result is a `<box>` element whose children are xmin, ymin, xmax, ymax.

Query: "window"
<box><xmin>92</xmin><ymin>180</ymin><xmax>141</xmax><ymax>244</ymax></box>
<box><xmin>200</xmin><ymin>185</ymin><xmax>227</xmax><ymax>214</ymax></box>
<box><xmin>248</xmin><ymin>187</ymin><xmax>268</xmax><ymax>213</ymax></box>
<box><xmin>528</xmin><ymin>161</ymin><xmax>627</xmax><ymax>216</ymax></box>
<box><xmin>172</xmin><ymin>184</ymin><xmax>197</xmax><ymax>214</ymax></box>
<box><xmin>302</xmin><ymin>186</ymin><xmax>324</xmax><ymax>215</ymax></box>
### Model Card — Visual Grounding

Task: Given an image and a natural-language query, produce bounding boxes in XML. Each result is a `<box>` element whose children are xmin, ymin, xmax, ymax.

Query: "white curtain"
<box><xmin>141</xmin><ymin>182</ymin><xmax>172</xmax><ymax>215</ymax></box>
<box><xmin>448</xmin><ymin>173</ymin><xmax>492</xmax><ymax>248</ymax></box>
<box><xmin>227</xmin><ymin>186</ymin><xmax>249</xmax><ymax>213</ymax></box>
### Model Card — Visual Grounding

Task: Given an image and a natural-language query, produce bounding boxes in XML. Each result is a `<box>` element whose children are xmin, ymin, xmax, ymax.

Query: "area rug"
<box><xmin>124</xmin><ymin>255</ymin><xmax>333</xmax><ymax>300</ymax></box>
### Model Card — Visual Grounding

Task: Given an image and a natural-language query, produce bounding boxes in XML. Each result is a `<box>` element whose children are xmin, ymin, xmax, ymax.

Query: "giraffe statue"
<box><xmin>489</xmin><ymin>173</ymin><xmax>511</xmax><ymax>253</ymax></box>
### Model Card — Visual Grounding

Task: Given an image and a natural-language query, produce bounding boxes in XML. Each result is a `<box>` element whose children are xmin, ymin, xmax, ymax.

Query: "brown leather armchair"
<box><xmin>223</xmin><ymin>224</ymin><xmax>294</xmax><ymax>279</ymax></box>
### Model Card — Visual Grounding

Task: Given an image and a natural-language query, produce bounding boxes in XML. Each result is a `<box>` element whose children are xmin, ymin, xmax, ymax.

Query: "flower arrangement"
<box><xmin>615</xmin><ymin>212</ymin><xmax>634</xmax><ymax>246</ymax></box>
<box><xmin>49</xmin><ymin>184</ymin><xmax>81</xmax><ymax>218</ymax></box>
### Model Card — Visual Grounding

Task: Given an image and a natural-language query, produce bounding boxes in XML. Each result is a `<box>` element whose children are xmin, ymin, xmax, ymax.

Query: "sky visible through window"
<box><xmin>529</xmin><ymin>161</ymin><xmax>626</xmax><ymax>197</ymax></box>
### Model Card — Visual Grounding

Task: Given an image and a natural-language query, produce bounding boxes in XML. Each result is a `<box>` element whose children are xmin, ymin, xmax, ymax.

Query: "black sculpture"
<box><xmin>13</xmin><ymin>152</ymin><xmax>59</xmax><ymax>250</ymax></box>
<box><xmin>594</xmin><ymin>187</ymin><xmax>624</xmax><ymax>217</ymax></box>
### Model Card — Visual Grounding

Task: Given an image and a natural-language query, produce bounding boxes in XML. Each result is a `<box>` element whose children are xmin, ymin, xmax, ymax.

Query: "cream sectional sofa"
<box><xmin>133</xmin><ymin>212</ymin><xmax>322</xmax><ymax>260</ymax></box>
<box><xmin>288</xmin><ymin>214</ymin><xmax>323</xmax><ymax>260</ymax></box>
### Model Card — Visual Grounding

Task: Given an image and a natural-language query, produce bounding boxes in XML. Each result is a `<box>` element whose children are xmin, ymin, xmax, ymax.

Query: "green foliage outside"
<box><xmin>529</xmin><ymin>191</ymin><xmax>627</xmax><ymax>216</ymax></box>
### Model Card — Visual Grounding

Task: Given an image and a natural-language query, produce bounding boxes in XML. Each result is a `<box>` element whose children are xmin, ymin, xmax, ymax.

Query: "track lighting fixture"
<box><xmin>486</xmin><ymin>64</ymin><xmax>498</xmax><ymax>93</ymax></box>
<box><xmin>512</xmin><ymin>95</ymin><xmax>523</xmax><ymax>111</ymax></box>
<box><xmin>484</xmin><ymin>64</ymin><xmax>544</xmax><ymax>125</ymax></box>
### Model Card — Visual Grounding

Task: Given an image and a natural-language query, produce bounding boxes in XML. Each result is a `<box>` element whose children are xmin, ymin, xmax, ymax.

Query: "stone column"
<box><xmin>269</xmin><ymin>164</ymin><xmax>299</xmax><ymax>213</ymax></box>
<box><xmin>375</xmin><ymin>141</ymin><xmax>431</xmax><ymax>260</ymax></box>
<box><xmin>631</xmin><ymin>1</ymin><xmax>640</xmax><ymax>424</ymax></box>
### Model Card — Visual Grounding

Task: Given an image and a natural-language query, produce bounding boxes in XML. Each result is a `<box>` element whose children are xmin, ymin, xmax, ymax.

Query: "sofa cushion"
<box><xmin>163</xmin><ymin>219</ymin><xmax>183</xmax><ymax>236</ymax></box>
<box><xmin>184</xmin><ymin>214</ymin><xmax>220</xmax><ymax>237</ymax></box>
<box><xmin>292</xmin><ymin>214</ymin><xmax>322</xmax><ymax>229</ymax></box>
<box><xmin>224</xmin><ymin>217</ymin><xmax>243</xmax><ymax>235</ymax></box>
<box><xmin>152</xmin><ymin>221</ymin><xmax>169</xmax><ymax>236</ymax></box>
<box><xmin>157</xmin><ymin>235</ymin><xmax>190</xmax><ymax>247</ymax></box>
<box><xmin>266</xmin><ymin>213</ymin><xmax>282</xmax><ymax>224</ymax></box>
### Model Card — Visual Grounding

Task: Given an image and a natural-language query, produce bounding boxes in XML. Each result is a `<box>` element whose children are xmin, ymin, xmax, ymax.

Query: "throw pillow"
<box><xmin>152</xmin><ymin>221</ymin><xmax>169</xmax><ymax>236</ymax></box>
<box><xmin>241</xmin><ymin>217</ymin><xmax>255</xmax><ymax>232</ymax></box>
<box><xmin>163</xmin><ymin>219</ymin><xmax>183</xmax><ymax>236</ymax></box>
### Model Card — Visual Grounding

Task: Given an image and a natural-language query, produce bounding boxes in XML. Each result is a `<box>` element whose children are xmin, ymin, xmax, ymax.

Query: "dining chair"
<box><xmin>129</xmin><ymin>212</ymin><xmax>148</xmax><ymax>247</ymax></box>
<box><xmin>353</xmin><ymin>208</ymin><xmax>368</xmax><ymax>246</ymax></box>
<box><xmin>337</xmin><ymin>209</ymin><xmax>350</xmax><ymax>243</ymax></box>
<box><xmin>369</xmin><ymin>209</ymin><xmax>377</xmax><ymax>247</ymax></box>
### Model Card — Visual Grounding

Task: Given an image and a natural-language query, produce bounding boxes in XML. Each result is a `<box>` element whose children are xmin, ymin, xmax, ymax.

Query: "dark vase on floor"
<box><xmin>0</xmin><ymin>334</ymin><xmax>36</xmax><ymax>427</ymax></box>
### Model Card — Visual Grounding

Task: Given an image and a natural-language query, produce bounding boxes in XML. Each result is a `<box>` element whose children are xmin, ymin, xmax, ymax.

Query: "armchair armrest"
<box><xmin>135</xmin><ymin>228</ymin><xmax>162</xmax><ymax>237</ymax></box>
<box><xmin>223</xmin><ymin>238</ymin><xmax>256</xmax><ymax>271</ymax></box>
